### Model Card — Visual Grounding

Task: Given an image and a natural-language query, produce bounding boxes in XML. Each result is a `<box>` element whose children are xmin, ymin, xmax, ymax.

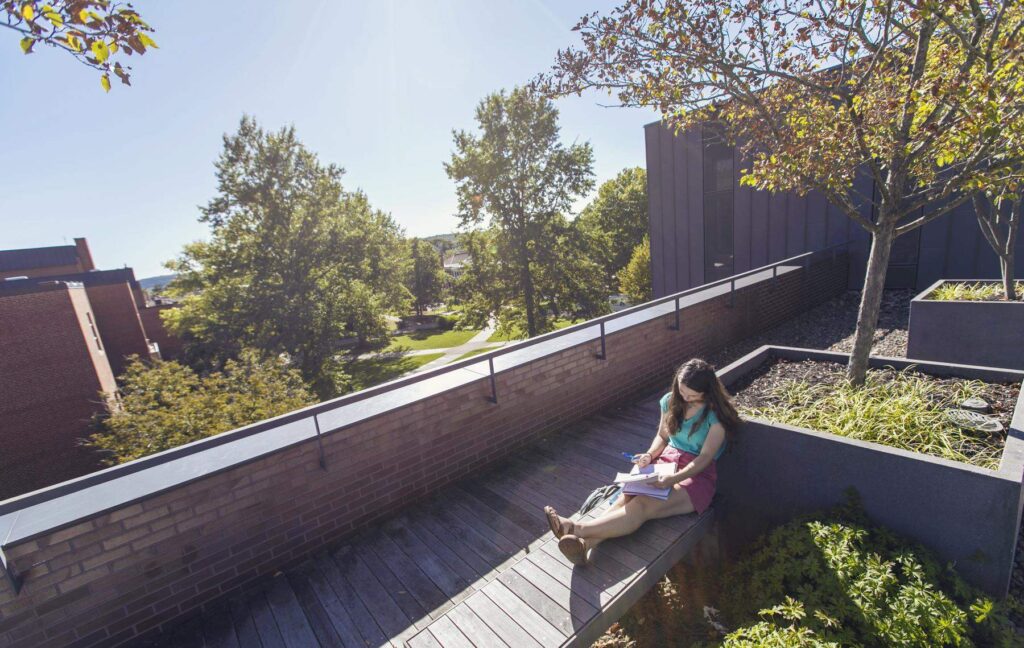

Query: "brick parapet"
<box><xmin>0</xmin><ymin>255</ymin><xmax>849</xmax><ymax>647</ymax></box>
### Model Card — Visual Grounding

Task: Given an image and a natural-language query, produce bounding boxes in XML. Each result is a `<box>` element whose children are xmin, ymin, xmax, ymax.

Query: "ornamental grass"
<box><xmin>930</xmin><ymin>281</ymin><xmax>1024</xmax><ymax>302</ymax></box>
<box><xmin>741</xmin><ymin>368</ymin><xmax>1006</xmax><ymax>469</ymax></box>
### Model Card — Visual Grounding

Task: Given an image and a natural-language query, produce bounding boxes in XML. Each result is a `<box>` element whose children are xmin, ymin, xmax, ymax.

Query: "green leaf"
<box><xmin>138</xmin><ymin>33</ymin><xmax>158</xmax><ymax>49</ymax></box>
<box><xmin>19</xmin><ymin>37</ymin><xmax>33</xmax><ymax>54</ymax></box>
<box><xmin>21</xmin><ymin>4</ymin><xmax>34</xmax><ymax>20</ymax></box>
<box><xmin>100</xmin><ymin>73</ymin><xmax>111</xmax><ymax>92</ymax></box>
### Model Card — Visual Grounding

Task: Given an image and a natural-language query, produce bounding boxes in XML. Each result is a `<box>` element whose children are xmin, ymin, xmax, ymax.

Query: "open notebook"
<box><xmin>615</xmin><ymin>462</ymin><xmax>675</xmax><ymax>500</ymax></box>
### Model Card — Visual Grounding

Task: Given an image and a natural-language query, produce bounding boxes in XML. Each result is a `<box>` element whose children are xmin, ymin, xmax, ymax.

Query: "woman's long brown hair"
<box><xmin>664</xmin><ymin>358</ymin><xmax>742</xmax><ymax>440</ymax></box>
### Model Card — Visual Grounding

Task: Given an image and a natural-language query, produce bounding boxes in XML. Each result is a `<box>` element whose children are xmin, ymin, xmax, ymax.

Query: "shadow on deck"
<box><xmin>137</xmin><ymin>393</ymin><xmax>712</xmax><ymax>648</ymax></box>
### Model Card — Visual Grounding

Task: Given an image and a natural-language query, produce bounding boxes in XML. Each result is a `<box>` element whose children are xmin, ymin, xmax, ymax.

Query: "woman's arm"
<box><xmin>636</xmin><ymin>410</ymin><xmax>672</xmax><ymax>467</ymax></box>
<box><xmin>656</xmin><ymin>423</ymin><xmax>725</xmax><ymax>487</ymax></box>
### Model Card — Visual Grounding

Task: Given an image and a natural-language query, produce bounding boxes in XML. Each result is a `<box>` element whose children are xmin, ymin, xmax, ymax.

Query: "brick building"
<box><xmin>0</xmin><ymin>238</ymin><xmax>95</xmax><ymax>280</ymax></box>
<box><xmin>0</xmin><ymin>281</ymin><xmax>117</xmax><ymax>498</ymax></box>
<box><xmin>0</xmin><ymin>239</ymin><xmax>182</xmax><ymax>498</ymax></box>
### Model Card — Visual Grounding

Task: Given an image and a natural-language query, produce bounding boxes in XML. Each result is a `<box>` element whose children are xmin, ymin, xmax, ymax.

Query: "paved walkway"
<box><xmin>356</xmin><ymin>322</ymin><xmax>513</xmax><ymax>373</ymax></box>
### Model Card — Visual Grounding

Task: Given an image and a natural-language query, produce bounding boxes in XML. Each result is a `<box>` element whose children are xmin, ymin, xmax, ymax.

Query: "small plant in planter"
<box><xmin>735</xmin><ymin>360</ymin><xmax>1018</xmax><ymax>469</ymax></box>
<box><xmin>908</xmin><ymin>279</ymin><xmax>1024</xmax><ymax>369</ymax></box>
<box><xmin>930</xmin><ymin>281</ymin><xmax>1024</xmax><ymax>302</ymax></box>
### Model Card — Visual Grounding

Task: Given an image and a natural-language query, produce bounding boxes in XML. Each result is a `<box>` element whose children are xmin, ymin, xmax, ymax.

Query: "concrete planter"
<box><xmin>715</xmin><ymin>346</ymin><xmax>1024</xmax><ymax>596</ymax></box>
<box><xmin>908</xmin><ymin>279</ymin><xmax>1024</xmax><ymax>370</ymax></box>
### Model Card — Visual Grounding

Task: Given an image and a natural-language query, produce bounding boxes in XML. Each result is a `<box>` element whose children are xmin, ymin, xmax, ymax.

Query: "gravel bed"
<box><xmin>596</xmin><ymin>288</ymin><xmax>1024</xmax><ymax>645</ymax></box>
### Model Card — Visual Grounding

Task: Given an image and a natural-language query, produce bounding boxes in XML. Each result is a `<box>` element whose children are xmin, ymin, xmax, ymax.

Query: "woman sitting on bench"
<box><xmin>544</xmin><ymin>358</ymin><xmax>740</xmax><ymax>565</ymax></box>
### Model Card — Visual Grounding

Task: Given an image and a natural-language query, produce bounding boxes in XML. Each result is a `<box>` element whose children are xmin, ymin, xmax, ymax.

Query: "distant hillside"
<box><xmin>139</xmin><ymin>274</ymin><xmax>177</xmax><ymax>290</ymax></box>
<box><xmin>420</xmin><ymin>233</ymin><xmax>459</xmax><ymax>254</ymax></box>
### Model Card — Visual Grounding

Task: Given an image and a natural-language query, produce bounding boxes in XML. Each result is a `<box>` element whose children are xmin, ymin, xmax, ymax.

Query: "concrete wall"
<box><xmin>0</xmin><ymin>256</ymin><xmax>850</xmax><ymax>647</ymax></box>
<box><xmin>907</xmin><ymin>280</ymin><xmax>1024</xmax><ymax>370</ymax></box>
<box><xmin>716</xmin><ymin>346</ymin><xmax>1024</xmax><ymax>595</ymax></box>
<box><xmin>0</xmin><ymin>284</ymin><xmax>113</xmax><ymax>499</ymax></box>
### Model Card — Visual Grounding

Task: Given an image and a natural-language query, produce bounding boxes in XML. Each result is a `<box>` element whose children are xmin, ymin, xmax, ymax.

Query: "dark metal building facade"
<box><xmin>645</xmin><ymin>121</ymin><xmax>1024</xmax><ymax>297</ymax></box>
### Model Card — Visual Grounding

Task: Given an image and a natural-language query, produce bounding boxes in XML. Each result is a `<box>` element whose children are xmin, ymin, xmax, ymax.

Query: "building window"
<box><xmin>86</xmin><ymin>312</ymin><xmax>103</xmax><ymax>351</ymax></box>
<box><xmin>703</xmin><ymin>130</ymin><xmax>735</xmax><ymax>281</ymax></box>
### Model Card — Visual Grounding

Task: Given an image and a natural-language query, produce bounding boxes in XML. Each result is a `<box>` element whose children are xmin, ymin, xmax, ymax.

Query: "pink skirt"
<box><xmin>655</xmin><ymin>446</ymin><xmax>717</xmax><ymax>514</ymax></box>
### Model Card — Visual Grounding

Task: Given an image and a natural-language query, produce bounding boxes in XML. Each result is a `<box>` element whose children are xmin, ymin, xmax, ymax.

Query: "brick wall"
<box><xmin>0</xmin><ymin>256</ymin><xmax>849</xmax><ymax>648</ymax></box>
<box><xmin>0</xmin><ymin>285</ymin><xmax>115</xmax><ymax>500</ymax></box>
<box><xmin>83</xmin><ymin>282</ymin><xmax>152</xmax><ymax>379</ymax></box>
<box><xmin>138</xmin><ymin>306</ymin><xmax>183</xmax><ymax>361</ymax></box>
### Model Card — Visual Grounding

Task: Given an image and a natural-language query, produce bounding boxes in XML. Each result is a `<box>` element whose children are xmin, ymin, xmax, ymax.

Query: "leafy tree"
<box><xmin>446</xmin><ymin>87</ymin><xmax>596</xmax><ymax>337</ymax></box>
<box><xmin>619</xmin><ymin>236</ymin><xmax>651</xmax><ymax>303</ymax></box>
<box><xmin>406</xmin><ymin>237</ymin><xmax>445</xmax><ymax>316</ymax></box>
<box><xmin>3</xmin><ymin>0</ymin><xmax>157</xmax><ymax>90</ymax></box>
<box><xmin>90</xmin><ymin>350</ymin><xmax>316</xmax><ymax>465</ymax></box>
<box><xmin>164</xmin><ymin>116</ymin><xmax>411</xmax><ymax>398</ymax></box>
<box><xmin>536</xmin><ymin>1</ymin><xmax>1024</xmax><ymax>384</ymax></box>
<box><xmin>575</xmin><ymin>167</ymin><xmax>648</xmax><ymax>291</ymax></box>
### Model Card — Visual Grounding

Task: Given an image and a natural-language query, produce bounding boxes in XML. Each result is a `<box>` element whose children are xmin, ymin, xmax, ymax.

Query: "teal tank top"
<box><xmin>659</xmin><ymin>393</ymin><xmax>726</xmax><ymax>460</ymax></box>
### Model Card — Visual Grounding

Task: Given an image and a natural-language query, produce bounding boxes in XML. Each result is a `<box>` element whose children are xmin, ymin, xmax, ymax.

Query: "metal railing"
<box><xmin>0</xmin><ymin>241</ymin><xmax>852</xmax><ymax>521</ymax></box>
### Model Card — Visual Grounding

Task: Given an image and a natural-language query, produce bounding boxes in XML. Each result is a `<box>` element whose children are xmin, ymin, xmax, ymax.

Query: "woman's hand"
<box><xmin>634</xmin><ymin>452</ymin><xmax>653</xmax><ymax>468</ymax></box>
<box><xmin>652</xmin><ymin>474</ymin><xmax>677</xmax><ymax>489</ymax></box>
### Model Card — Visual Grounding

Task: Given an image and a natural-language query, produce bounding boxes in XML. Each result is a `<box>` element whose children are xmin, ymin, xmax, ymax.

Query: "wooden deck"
<box><xmin>138</xmin><ymin>393</ymin><xmax>712</xmax><ymax>648</ymax></box>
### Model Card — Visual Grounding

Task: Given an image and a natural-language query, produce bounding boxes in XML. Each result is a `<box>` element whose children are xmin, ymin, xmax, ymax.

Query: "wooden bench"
<box><xmin>405</xmin><ymin>502</ymin><xmax>714</xmax><ymax>648</ymax></box>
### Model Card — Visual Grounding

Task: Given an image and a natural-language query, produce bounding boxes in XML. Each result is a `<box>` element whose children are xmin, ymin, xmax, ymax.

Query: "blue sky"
<box><xmin>0</xmin><ymin>1</ymin><xmax>658</xmax><ymax>279</ymax></box>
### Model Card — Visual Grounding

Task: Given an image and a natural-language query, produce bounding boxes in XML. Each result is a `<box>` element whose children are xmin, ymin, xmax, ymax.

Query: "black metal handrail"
<box><xmin>0</xmin><ymin>241</ymin><xmax>851</xmax><ymax>519</ymax></box>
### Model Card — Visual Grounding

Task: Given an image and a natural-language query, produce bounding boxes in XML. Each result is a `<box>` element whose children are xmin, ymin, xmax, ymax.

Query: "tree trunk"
<box><xmin>1003</xmin><ymin>251</ymin><xmax>1016</xmax><ymax>300</ymax></box>
<box><xmin>519</xmin><ymin>241</ymin><xmax>537</xmax><ymax>337</ymax></box>
<box><xmin>847</xmin><ymin>219</ymin><xmax>896</xmax><ymax>386</ymax></box>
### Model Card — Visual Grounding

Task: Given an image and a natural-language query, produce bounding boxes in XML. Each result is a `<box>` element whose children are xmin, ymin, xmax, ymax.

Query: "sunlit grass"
<box><xmin>346</xmin><ymin>352</ymin><xmax>445</xmax><ymax>391</ymax></box>
<box><xmin>741</xmin><ymin>368</ymin><xmax>1005</xmax><ymax>469</ymax></box>
<box><xmin>485</xmin><ymin>318</ymin><xmax>580</xmax><ymax>342</ymax></box>
<box><xmin>449</xmin><ymin>345</ymin><xmax>502</xmax><ymax>362</ymax></box>
<box><xmin>930</xmin><ymin>281</ymin><xmax>1024</xmax><ymax>302</ymax></box>
<box><xmin>385</xmin><ymin>329</ymin><xmax>480</xmax><ymax>351</ymax></box>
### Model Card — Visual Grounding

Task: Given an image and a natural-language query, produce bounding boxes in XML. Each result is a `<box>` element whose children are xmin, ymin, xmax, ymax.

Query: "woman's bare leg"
<box><xmin>575</xmin><ymin>486</ymin><xmax>695</xmax><ymax>545</ymax></box>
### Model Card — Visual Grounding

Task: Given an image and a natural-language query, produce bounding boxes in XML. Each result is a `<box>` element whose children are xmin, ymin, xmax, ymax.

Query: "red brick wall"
<box><xmin>84</xmin><ymin>282</ymin><xmax>152</xmax><ymax>379</ymax></box>
<box><xmin>0</xmin><ymin>285</ymin><xmax>114</xmax><ymax>500</ymax></box>
<box><xmin>138</xmin><ymin>306</ymin><xmax>183</xmax><ymax>361</ymax></box>
<box><xmin>0</xmin><ymin>256</ymin><xmax>849</xmax><ymax>648</ymax></box>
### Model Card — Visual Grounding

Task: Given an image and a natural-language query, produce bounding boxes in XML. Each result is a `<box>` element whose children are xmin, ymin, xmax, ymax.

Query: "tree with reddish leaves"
<box><xmin>2</xmin><ymin>0</ymin><xmax>157</xmax><ymax>91</ymax></box>
<box><xmin>536</xmin><ymin>0</ymin><xmax>1024</xmax><ymax>384</ymax></box>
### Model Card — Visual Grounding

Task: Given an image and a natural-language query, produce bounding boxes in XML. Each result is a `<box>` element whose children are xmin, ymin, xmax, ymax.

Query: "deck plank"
<box><xmin>264</xmin><ymin>574</ymin><xmax>320</xmax><ymax>648</ymax></box>
<box><xmin>482</xmin><ymin>580</ymin><xmax>567</xmax><ymax>645</ymax></box>
<box><xmin>369</xmin><ymin>531</ymin><xmax>451</xmax><ymax>617</ymax></box>
<box><xmin>445</xmin><ymin>604</ymin><xmax>510</xmax><ymax>648</ymax></box>
<box><xmin>202</xmin><ymin>600</ymin><xmax>239</xmax><ymax>648</ymax></box>
<box><xmin>352</xmin><ymin>535</ymin><xmax>429</xmax><ymax>626</ymax></box>
<box><xmin>248</xmin><ymin>587</ymin><xmax>287</xmax><ymax>648</ymax></box>
<box><xmin>463</xmin><ymin>589</ymin><xmax>542</xmax><ymax>648</ymax></box>
<box><xmin>287</xmin><ymin>567</ymin><xmax>345</xmax><ymax>648</ymax></box>
<box><xmin>333</xmin><ymin>545</ymin><xmax>416</xmax><ymax>644</ymax></box>
<box><xmin>418</xmin><ymin>617</ymin><xmax>473</xmax><ymax>648</ymax></box>
<box><xmin>495</xmin><ymin>567</ymin><xmax>575</xmax><ymax>637</ymax></box>
<box><xmin>228</xmin><ymin>594</ymin><xmax>262</xmax><ymax>648</ymax></box>
<box><xmin>317</xmin><ymin>552</ymin><xmax>395</xmax><ymax>648</ymax></box>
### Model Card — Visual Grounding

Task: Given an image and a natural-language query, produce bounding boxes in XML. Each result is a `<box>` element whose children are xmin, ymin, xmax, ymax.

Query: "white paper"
<box><xmin>621</xmin><ymin>463</ymin><xmax>675</xmax><ymax>499</ymax></box>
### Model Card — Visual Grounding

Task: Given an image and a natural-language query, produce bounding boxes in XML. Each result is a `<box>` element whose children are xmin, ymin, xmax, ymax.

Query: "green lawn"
<box><xmin>386</xmin><ymin>328</ymin><xmax>480</xmax><ymax>351</ymax></box>
<box><xmin>449</xmin><ymin>345</ymin><xmax>502</xmax><ymax>363</ymax></box>
<box><xmin>485</xmin><ymin>318</ymin><xmax>580</xmax><ymax>343</ymax></box>
<box><xmin>346</xmin><ymin>352</ymin><xmax>445</xmax><ymax>391</ymax></box>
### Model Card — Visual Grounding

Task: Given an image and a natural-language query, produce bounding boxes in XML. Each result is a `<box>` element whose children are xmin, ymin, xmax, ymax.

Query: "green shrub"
<box><xmin>715</xmin><ymin>493</ymin><xmax>1016</xmax><ymax>647</ymax></box>
<box><xmin>436</xmin><ymin>314</ymin><xmax>459</xmax><ymax>330</ymax></box>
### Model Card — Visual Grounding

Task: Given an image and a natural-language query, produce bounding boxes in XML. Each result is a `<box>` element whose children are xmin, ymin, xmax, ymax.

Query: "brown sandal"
<box><xmin>558</xmin><ymin>535</ymin><xmax>588</xmax><ymax>566</ymax></box>
<box><xmin>544</xmin><ymin>506</ymin><xmax>574</xmax><ymax>539</ymax></box>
